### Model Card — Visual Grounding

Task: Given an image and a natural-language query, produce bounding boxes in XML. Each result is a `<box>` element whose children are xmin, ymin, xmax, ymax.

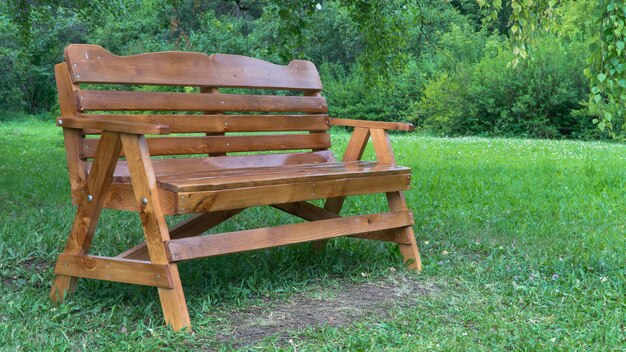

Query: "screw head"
<box><xmin>87</xmin><ymin>194</ymin><xmax>93</xmax><ymax>202</ymax></box>
<box><xmin>141</xmin><ymin>197</ymin><xmax>148</xmax><ymax>205</ymax></box>
<box><xmin>57</xmin><ymin>119</ymin><xmax>63</xmax><ymax>126</ymax></box>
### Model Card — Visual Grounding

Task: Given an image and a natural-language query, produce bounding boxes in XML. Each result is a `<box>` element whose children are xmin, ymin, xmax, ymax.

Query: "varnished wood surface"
<box><xmin>176</xmin><ymin>174</ymin><xmax>411</xmax><ymax>213</ymax></box>
<box><xmin>55</xmin><ymin>63</ymin><xmax>87</xmax><ymax>195</ymax></box>
<box><xmin>76</xmin><ymin>90</ymin><xmax>328</xmax><ymax>113</ymax></box>
<box><xmin>158</xmin><ymin>161</ymin><xmax>410</xmax><ymax>192</ymax></box>
<box><xmin>330</xmin><ymin>118</ymin><xmax>414</xmax><ymax>131</ymax></box>
<box><xmin>121</xmin><ymin>133</ymin><xmax>191</xmax><ymax>330</ymax></box>
<box><xmin>82</xmin><ymin>133</ymin><xmax>331</xmax><ymax>158</ymax></box>
<box><xmin>272</xmin><ymin>202</ymin><xmax>412</xmax><ymax>245</ymax></box>
<box><xmin>118</xmin><ymin>209</ymin><xmax>244</xmax><ymax>260</ymax></box>
<box><xmin>55</xmin><ymin>254</ymin><xmax>173</xmax><ymax>288</ymax></box>
<box><xmin>65</xmin><ymin>44</ymin><xmax>323</xmax><ymax>90</ymax></box>
<box><xmin>106</xmin><ymin>151</ymin><xmax>335</xmax><ymax>177</ymax></box>
<box><xmin>59</xmin><ymin>117</ymin><xmax>170</xmax><ymax>135</ymax></box>
<box><xmin>165</xmin><ymin>211</ymin><xmax>413</xmax><ymax>261</ymax></box>
<box><xmin>78</xmin><ymin>114</ymin><xmax>330</xmax><ymax>133</ymax></box>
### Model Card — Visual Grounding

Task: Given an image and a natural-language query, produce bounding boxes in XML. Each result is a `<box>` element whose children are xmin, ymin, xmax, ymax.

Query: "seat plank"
<box><xmin>82</xmin><ymin>133</ymin><xmax>331</xmax><ymax>158</ymax></box>
<box><xmin>65</xmin><ymin>44</ymin><xmax>323</xmax><ymax>90</ymax></box>
<box><xmin>176</xmin><ymin>174</ymin><xmax>411</xmax><ymax>213</ymax></box>
<box><xmin>105</xmin><ymin>151</ymin><xmax>335</xmax><ymax>179</ymax></box>
<box><xmin>77</xmin><ymin>90</ymin><xmax>328</xmax><ymax>113</ymax></box>
<box><xmin>158</xmin><ymin>161</ymin><xmax>410</xmax><ymax>192</ymax></box>
<box><xmin>79</xmin><ymin>114</ymin><xmax>330</xmax><ymax>133</ymax></box>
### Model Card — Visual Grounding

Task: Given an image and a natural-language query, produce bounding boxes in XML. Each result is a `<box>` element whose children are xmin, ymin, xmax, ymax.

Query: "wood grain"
<box><xmin>119</xmin><ymin>151</ymin><xmax>334</xmax><ymax>175</ymax></box>
<box><xmin>330</xmin><ymin>118</ymin><xmax>414</xmax><ymax>131</ymax></box>
<box><xmin>55</xmin><ymin>63</ymin><xmax>87</xmax><ymax>195</ymax></box>
<box><xmin>65</xmin><ymin>44</ymin><xmax>323</xmax><ymax>90</ymax></box>
<box><xmin>78</xmin><ymin>114</ymin><xmax>330</xmax><ymax>133</ymax></box>
<box><xmin>76</xmin><ymin>90</ymin><xmax>328</xmax><ymax>113</ymax></box>
<box><xmin>50</xmin><ymin>131</ymin><xmax>122</xmax><ymax>302</ymax></box>
<box><xmin>159</xmin><ymin>161</ymin><xmax>410</xmax><ymax>192</ymax></box>
<box><xmin>272</xmin><ymin>202</ymin><xmax>411</xmax><ymax>244</ymax></box>
<box><xmin>176</xmin><ymin>174</ymin><xmax>411</xmax><ymax>213</ymax></box>
<box><xmin>82</xmin><ymin>133</ymin><xmax>331</xmax><ymax>158</ymax></box>
<box><xmin>59</xmin><ymin>117</ymin><xmax>170</xmax><ymax>135</ymax></box>
<box><xmin>165</xmin><ymin>211</ymin><xmax>413</xmax><ymax>261</ymax></box>
<box><xmin>54</xmin><ymin>254</ymin><xmax>173</xmax><ymax>288</ymax></box>
<box><xmin>118</xmin><ymin>208</ymin><xmax>244</xmax><ymax>260</ymax></box>
<box><xmin>121</xmin><ymin>133</ymin><xmax>190</xmax><ymax>330</ymax></box>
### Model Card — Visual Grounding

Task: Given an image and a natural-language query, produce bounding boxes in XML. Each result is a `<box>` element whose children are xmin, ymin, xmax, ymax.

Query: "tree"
<box><xmin>479</xmin><ymin>0</ymin><xmax>626</xmax><ymax>138</ymax></box>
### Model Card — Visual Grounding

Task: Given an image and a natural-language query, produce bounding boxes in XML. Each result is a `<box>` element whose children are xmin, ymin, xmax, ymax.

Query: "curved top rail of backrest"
<box><xmin>64</xmin><ymin>44</ymin><xmax>323</xmax><ymax>90</ymax></box>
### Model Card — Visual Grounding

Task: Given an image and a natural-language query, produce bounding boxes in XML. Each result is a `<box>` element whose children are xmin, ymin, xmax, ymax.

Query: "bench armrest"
<box><xmin>57</xmin><ymin>117</ymin><xmax>170</xmax><ymax>135</ymax></box>
<box><xmin>329</xmin><ymin>118</ymin><xmax>414</xmax><ymax>132</ymax></box>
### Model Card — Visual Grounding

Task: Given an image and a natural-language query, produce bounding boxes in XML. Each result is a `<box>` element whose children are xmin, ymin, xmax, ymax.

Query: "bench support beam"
<box><xmin>55</xmin><ymin>254</ymin><xmax>174</xmax><ymax>288</ymax></box>
<box><xmin>165</xmin><ymin>211</ymin><xmax>413</xmax><ymax>262</ymax></box>
<box><xmin>272</xmin><ymin>202</ymin><xmax>412</xmax><ymax>244</ymax></box>
<box><xmin>118</xmin><ymin>208</ymin><xmax>245</xmax><ymax>260</ymax></box>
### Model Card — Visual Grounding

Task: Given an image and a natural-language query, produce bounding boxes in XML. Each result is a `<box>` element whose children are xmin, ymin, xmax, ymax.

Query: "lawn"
<box><xmin>1</xmin><ymin>118</ymin><xmax>625</xmax><ymax>351</ymax></box>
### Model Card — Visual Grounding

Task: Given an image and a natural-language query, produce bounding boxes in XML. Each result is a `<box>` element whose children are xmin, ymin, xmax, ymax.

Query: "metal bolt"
<box><xmin>87</xmin><ymin>194</ymin><xmax>93</xmax><ymax>202</ymax></box>
<box><xmin>64</xmin><ymin>263</ymin><xmax>68</xmax><ymax>267</ymax></box>
<box><xmin>141</xmin><ymin>197</ymin><xmax>148</xmax><ymax>205</ymax></box>
<box><xmin>156</xmin><ymin>274</ymin><xmax>161</xmax><ymax>279</ymax></box>
<box><xmin>57</xmin><ymin>119</ymin><xmax>63</xmax><ymax>126</ymax></box>
<box><xmin>76</xmin><ymin>74</ymin><xmax>80</xmax><ymax>78</ymax></box>
<box><xmin>73</xmin><ymin>63</ymin><xmax>77</xmax><ymax>67</ymax></box>
<box><xmin>224</xmin><ymin>122</ymin><xmax>228</xmax><ymax>126</ymax></box>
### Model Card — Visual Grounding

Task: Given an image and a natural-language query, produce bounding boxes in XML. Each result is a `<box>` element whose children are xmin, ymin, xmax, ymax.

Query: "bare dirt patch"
<box><xmin>216</xmin><ymin>274</ymin><xmax>438</xmax><ymax>347</ymax></box>
<box><xmin>1</xmin><ymin>256</ymin><xmax>49</xmax><ymax>289</ymax></box>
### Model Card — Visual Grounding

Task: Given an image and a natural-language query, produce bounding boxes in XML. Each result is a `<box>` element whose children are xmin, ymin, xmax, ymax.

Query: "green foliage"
<box><xmin>0</xmin><ymin>0</ymin><xmax>619</xmax><ymax>139</ymax></box>
<box><xmin>0</xmin><ymin>5</ymin><xmax>87</xmax><ymax>114</ymax></box>
<box><xmin>418</xmin><ymin>35</ymin><xmax>599</xmax><ymax>138</ymax></box>
<box><xmin>480</xmin><ymin>0</ymin><xmax>626</xmax><ymax>137</ymax></box>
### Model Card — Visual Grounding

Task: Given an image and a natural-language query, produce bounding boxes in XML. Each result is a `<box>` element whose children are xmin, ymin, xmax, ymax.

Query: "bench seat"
<box><xmin>107</xmin><ymin>159</ymin><xmax>410</xmax><ymax>192</ymax></box>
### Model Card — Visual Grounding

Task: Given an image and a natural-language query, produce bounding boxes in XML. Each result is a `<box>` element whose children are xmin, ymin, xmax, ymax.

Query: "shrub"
<box><xmin>417</xmin><ymin>35</ymin><xmax>597</xmax><ymax>138</ymax></box>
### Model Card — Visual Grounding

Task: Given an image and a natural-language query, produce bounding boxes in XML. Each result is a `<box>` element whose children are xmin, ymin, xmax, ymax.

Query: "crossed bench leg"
<box><xmin>51</xmin><ymin>132</ymin><xmax>190</xmax><ymax>330</ymax></box>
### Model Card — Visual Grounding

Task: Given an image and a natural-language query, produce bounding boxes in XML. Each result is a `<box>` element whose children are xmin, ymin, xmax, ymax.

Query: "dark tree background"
<box><xmin>0</xmin><ymin>0</ymin><xmax>602</xmax><ymax>139</ymax></box>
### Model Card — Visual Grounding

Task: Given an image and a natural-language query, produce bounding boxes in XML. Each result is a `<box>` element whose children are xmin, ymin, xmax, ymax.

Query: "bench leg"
<box><xmin>387</xmin><ymin>191</ymin><xmax>422</xmax><ymax>271</ymax></box>
<box><xmin>51</xmin><ymin>131</ymin><xmax>122</xmax><ymax>302</ymax></box>
<box><xmin>121</xmin><ymin>133</ymin><xmax>191</xmax><ymax>331</ymax></box>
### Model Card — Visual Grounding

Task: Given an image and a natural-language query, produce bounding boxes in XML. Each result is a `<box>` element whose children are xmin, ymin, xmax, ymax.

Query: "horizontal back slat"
<box><xmin>76</xmin><ymin>90</ymin><xmax>328</xmax><ymax>113</ymax></box>
<box><xmin>65</xmin><ymin>44</ymin><xmax>323</xmax><ymax>90</ymax></box>
<box><xmin>82</xmin><ymin>133</ymin><xmax>331</xmax><ymax>158</ymax></box>
<box><xmin>79</xmin><ymin>114</ymin><xmax>330</xmax><ymax>133</ymax></box>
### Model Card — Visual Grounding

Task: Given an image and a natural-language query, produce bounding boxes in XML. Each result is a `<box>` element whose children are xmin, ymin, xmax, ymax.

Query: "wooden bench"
<box><xmin>50</xmin><ymin>44</ymin><xmax>422</xmax><ymax>331</ymax></box>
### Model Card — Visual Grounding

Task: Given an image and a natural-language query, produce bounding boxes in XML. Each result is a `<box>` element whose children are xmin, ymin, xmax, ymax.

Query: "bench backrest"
<box><xmin>56</xmin><ymin>44</ymin><xmax>332</xmax><ymax>192</ymax></box>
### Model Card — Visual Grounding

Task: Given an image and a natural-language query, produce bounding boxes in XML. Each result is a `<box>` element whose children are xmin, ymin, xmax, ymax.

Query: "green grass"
<box><xmin>1</xmin><ymin>117</ymin><xmax>625</xmax><ymax>350</ymax></box>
